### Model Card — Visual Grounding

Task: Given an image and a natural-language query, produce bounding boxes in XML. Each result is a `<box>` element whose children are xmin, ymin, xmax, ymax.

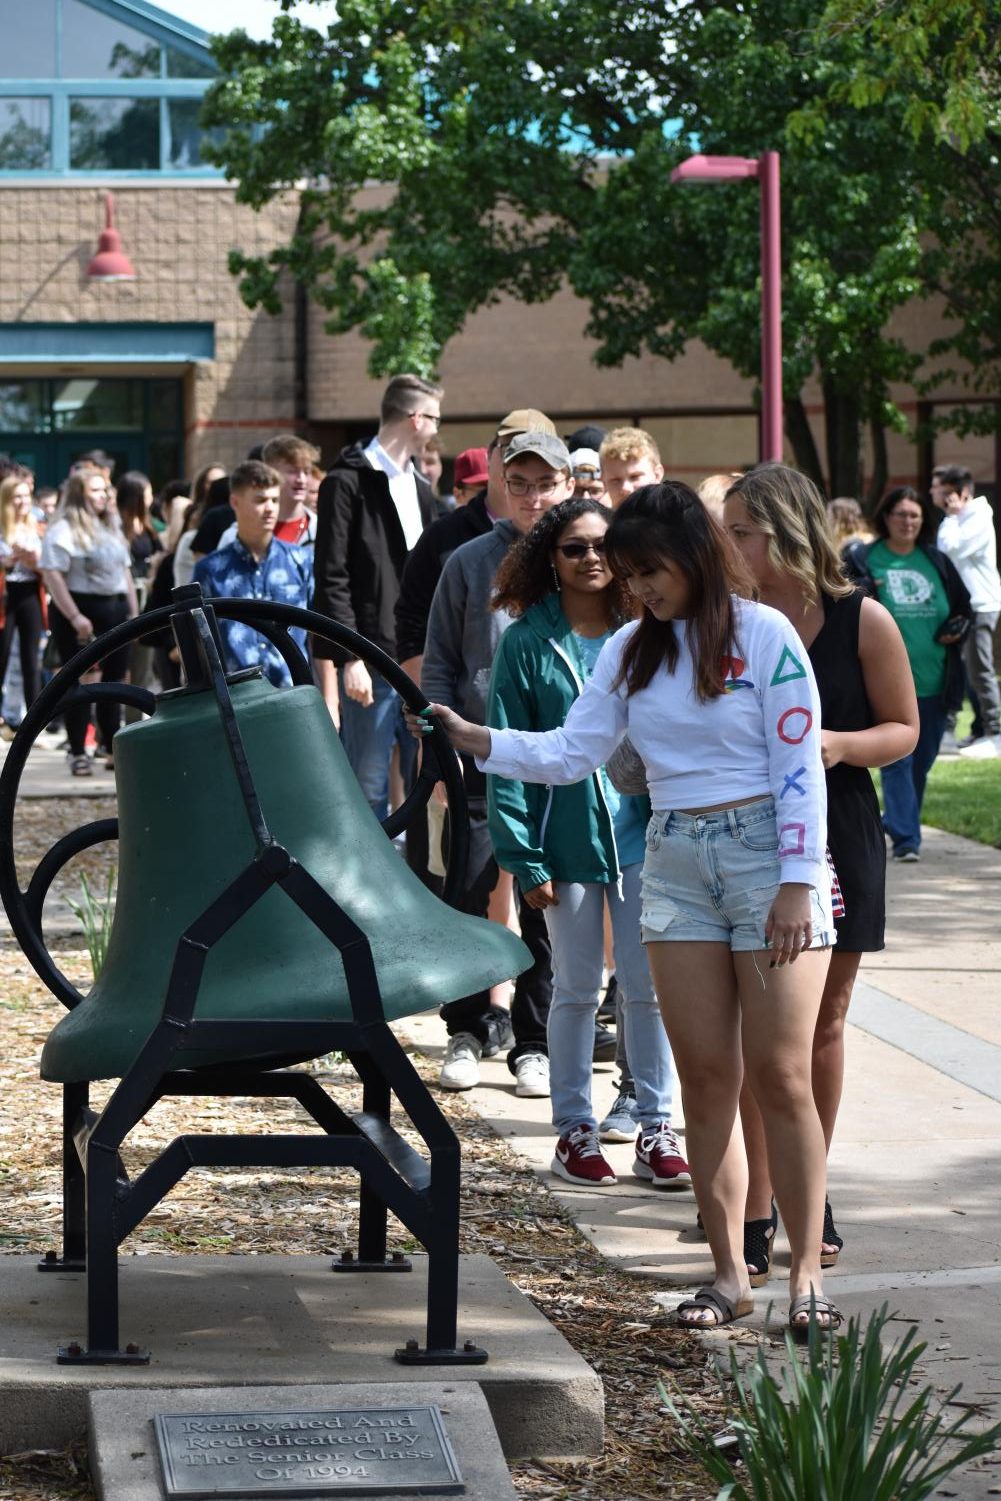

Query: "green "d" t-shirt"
<box><xmin>866</xmin><ymin>542</ymin><xmax>949</xmax><ymax>697</ymax></box>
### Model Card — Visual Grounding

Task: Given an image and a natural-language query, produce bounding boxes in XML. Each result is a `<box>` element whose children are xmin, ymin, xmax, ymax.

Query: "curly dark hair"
<box><xmin>492</xmin><ymin>497</ymin><xmax>633</xmax><ymax>623</ymax></box>
<box><xmin>605</xmin><ymin>481</ymin><xmax>754</xmax><ymax>701</ymax></box>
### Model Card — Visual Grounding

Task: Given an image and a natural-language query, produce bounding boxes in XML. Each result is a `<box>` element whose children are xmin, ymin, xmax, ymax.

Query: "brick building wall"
<box><xmin>301</xmin><ymin>185</ymin><xmax>998</xmax><ymax>494</ymax></box>
<box><xmin>0</xmin><ymin>183</ymin><xmax>301</xmax><ymax>476</ymax></box>
<box><xmin>2</xmin><ymin>180</ymin><xmax>995</xmax><ymax>495</ymax></box>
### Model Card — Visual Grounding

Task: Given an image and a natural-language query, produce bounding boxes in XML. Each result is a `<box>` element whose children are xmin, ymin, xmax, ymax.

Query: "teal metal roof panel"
<box><xmin>0</xmin><ymin>323</ymin><xmax>215</xmax><ymax>361</ymax></box>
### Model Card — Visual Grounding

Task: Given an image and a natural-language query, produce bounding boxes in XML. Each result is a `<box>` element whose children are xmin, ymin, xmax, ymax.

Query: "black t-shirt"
<box><xmin>129</xmin><ymin>529</ymin><xmax>162</xmax><ymax>578</ymax></box>
<box><xmin>191</xmin><ymin>503</ymin><xmax>236</xmax><ymax>556</ymax></box>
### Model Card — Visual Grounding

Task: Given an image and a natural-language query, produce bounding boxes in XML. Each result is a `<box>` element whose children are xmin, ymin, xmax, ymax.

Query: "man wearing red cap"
<box><xmin>451</xmin><ymin>448</ymin><xmax>489</xmax><ymax>507</ymax></box>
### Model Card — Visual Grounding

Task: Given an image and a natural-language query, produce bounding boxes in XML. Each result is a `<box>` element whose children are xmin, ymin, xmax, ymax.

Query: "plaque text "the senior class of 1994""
<box><xmin>154</xmin><ymin>1405</ymin><xmax>464</xmax><ymax>1497</ymax></box>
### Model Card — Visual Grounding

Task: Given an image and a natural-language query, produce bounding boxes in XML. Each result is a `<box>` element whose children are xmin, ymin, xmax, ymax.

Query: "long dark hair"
<box><xmin>492</xmin><ymin>497</ymin><xmax>633</xmax><ymax>623</ymax></box>
<box><xmin>605</xmin><ymin>481</ymin><xmax>754</xmax><ymax>701</ymax></box>
<box><xmin>872</xmin><ymin>485</ymin><xmax>937</xmax><ymax>546</ymax></box>
<box><xmin>116</xmin><ymin>470</ymin><xmax>157</xmax><ymax>540</ymax></box>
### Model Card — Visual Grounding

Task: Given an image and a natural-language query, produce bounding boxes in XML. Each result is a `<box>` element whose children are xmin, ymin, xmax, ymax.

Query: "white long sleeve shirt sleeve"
<box><xmin>480</xmin><ymin>599</ymin><xmax>828</xmax><ymax>890</ymax></box>
<box><xmin>936</xmin><ymin>496</ymin><xmax>1001</xmax><ymax>612</ymax></box>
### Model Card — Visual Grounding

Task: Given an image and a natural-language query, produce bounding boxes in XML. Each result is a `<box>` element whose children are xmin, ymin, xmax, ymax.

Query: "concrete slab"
<box><xmin>88</xmin><ymin>1382</ymin><xmax>517</xmax><ymax>1501</ymax></box>
<box><xmin>0</xmin><ymin>1254</ymin><xmax>602</xmax><ymax>1461</ymax></box>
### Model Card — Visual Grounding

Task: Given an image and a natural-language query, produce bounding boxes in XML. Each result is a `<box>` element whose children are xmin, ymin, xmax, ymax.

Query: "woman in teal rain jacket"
<box><xmin>486</xmin><ymin>497</ymin><xmax>688</xmax><ymax>1191</ymax></box>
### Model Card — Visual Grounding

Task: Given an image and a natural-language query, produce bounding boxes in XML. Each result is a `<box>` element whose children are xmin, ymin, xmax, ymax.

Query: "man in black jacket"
<box><xmin>313</xmin><ymin>373</ymin><xmax>441</xmax><ymax>819</ymax></box>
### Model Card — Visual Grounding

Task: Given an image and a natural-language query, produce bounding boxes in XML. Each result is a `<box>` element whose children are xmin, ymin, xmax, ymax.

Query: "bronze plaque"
<box><xmin>154</xmin><ymin>1405</ymin><xmax>463</xmax><ymax>1497</ymax></box>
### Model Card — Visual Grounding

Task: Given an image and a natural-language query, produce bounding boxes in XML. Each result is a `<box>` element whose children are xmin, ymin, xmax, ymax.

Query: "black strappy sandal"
<box><xmin>744</xmin><ymin>1200</ymin><xmax>777</xmax><ymax>1288</ymax></box>
<box><xmin>821</xmin><ymin>1198</ymin><xmax>844</xmax><ymax>1268</ymax></box>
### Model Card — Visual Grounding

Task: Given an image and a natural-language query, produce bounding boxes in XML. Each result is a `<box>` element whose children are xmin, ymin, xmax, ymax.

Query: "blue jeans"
<box><xmin>339</xmin><ymin>671</ymin><xmax>414</xmax><ymax>822</ymax></box>
<box><xmin>545</xmin><ymin>863</ymin><xmax>675</xmax><ymax>1138</ymax></box>
<box><xmin>880</xmin><ymin>694</ymin><xmax>946</xmax><ymax>855</ymax></box>
<box><xmin>640</xmin><ymin>800</ymin><xmax>834</xmax><ymax>948</ymax></box>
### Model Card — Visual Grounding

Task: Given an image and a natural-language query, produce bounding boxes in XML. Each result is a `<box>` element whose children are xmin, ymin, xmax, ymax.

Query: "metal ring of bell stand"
<box><xmin>0</xmin><ymin>591</ymin><xmax>469</xmax><ymax>1014</ymax></box>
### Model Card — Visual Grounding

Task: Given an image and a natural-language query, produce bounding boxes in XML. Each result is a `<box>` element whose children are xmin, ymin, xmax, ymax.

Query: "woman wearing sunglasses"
<box><xmin>485</xmin><ymin>497</ymin><xmax>685</xmax><ymax>1191</ymax></box>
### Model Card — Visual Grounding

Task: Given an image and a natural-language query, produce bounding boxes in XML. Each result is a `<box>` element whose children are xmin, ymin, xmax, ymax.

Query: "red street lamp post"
<box><xmin>670</xmin><ymin>151</ymin><xmax>783</xmax><ymax>463</ymax></box>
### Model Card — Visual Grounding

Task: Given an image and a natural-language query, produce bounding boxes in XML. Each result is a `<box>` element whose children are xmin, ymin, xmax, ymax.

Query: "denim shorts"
<box><xmin>639</xmin><ymin>797</ymin><xmax>834</xmax><ymax>951</ymax></box>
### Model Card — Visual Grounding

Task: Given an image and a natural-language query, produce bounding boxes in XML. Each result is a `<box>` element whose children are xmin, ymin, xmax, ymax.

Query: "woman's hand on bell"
<box><xmin>404</xmin><ymin>704</ymin><xmax>491</xmax><ymax>759</ymax></box>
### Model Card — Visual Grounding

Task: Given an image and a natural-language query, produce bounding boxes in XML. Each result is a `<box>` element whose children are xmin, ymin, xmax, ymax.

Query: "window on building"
<box><xmin>165</xmin><ymin>45</ymin><xmax>215</xmax><ymax>80</ymax></box>
<box><xmin>70</xmin><ymin>97</ymin><xmax>160</xmax><ymax>170</ymax></box>
<box><xmin>0</xmin><ymin>382</ymin><xmax>49</xmax><ymax>433</ymax></box>
<box><xmin>52</xmin><ymin>378</ymin><xmax>145</xmax><ymax>431</ymax></box>
<box><xmin>3</xmin><ymin>10</ymin><xmax>58</xmax><ymax>78</ymax></box>
<box><xmin>62</xmin><ymin>0</ymin><xmax>162</xmax><ymax>79</ymax></box>
<box><xmin>0</xmin><ymin>99</ymin><xmax>52</xmax><ymax>170</ymax></box>
<box><xmin>0</xmin><ymin>0</ymin><xmax>218</xmax><ymax>177</ymax></box>
<box><xmin>0</xmin><ymin>378</ymin><xmax>185</xmax><ymax>490</ymax></box>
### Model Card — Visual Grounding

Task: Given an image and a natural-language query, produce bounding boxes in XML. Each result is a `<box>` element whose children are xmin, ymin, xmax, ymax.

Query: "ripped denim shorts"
<box><xmin>639</xmin><ymin>797</ymin><xmax>834</xmax><ymax>951</ymax></box>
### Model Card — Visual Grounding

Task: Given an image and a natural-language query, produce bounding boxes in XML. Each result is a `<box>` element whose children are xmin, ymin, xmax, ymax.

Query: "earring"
<box><xmin>551</xmin><ymin>563</ymin><xmax>561</xmax><ymax>591</ymax></box>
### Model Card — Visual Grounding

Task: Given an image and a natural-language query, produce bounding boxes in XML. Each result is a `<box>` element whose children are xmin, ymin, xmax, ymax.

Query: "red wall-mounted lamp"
<box><xmin>87</xmin><ymin>192</ymin><xmax>136</xmax><ymax>282</ymax></box>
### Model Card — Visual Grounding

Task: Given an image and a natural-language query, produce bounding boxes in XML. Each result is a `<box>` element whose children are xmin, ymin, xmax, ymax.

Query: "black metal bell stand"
<box><xmin>0</xmin><ymin>586</ymin><xmax>495</xmax><ymax>1366</ymax></box>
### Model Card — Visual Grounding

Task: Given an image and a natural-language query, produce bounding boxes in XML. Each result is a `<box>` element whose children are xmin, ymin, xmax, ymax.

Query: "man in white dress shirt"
<box><xmin>312</xmin><ymin>373</ymin><xmax>442</xmax><ymax>816</ymax></box>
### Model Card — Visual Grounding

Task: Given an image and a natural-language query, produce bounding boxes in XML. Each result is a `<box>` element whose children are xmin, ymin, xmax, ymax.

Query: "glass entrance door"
<box><xmin>0</xmin><ymin>375</ymin><xmax>183</xmax><ymax>489</ymax></box>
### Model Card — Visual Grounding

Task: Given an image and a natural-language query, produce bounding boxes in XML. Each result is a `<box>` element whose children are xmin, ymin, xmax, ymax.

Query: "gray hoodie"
<box><xmin>421</xmin><ymin>519</ymin><xmax>519</xmax><ymax>722</ymax></box>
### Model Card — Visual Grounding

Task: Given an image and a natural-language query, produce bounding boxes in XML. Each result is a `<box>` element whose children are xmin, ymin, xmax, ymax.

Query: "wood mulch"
<box><xmin>1</xmin><ymin>800</ymin><xmax>730</xmax><ymax>1501</ymax></box>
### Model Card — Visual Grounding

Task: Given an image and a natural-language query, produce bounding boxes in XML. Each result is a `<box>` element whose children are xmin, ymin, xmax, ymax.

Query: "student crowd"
<box><xmin>2</xmin><ymin>375</ymin><xmax>997</xmax><ymax>1334</ymax></box>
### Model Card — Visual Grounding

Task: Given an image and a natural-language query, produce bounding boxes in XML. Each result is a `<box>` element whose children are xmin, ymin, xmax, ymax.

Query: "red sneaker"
<box><xmin>552</xmin><ymin>1124</ymin><xmax>618</xmax><ymax>1186</ymax></box>
<box><xmin>634</xmin><ymin>1121</ymin><xmax>692</xmax><ymax>1190</ymax></box>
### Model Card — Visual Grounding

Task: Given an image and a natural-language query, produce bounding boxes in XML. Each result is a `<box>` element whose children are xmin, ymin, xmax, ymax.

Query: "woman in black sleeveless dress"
<box><xmin>723</xmin><ymin>464</ymin><xmax>919</xmax><ymax>1275</ymax></box>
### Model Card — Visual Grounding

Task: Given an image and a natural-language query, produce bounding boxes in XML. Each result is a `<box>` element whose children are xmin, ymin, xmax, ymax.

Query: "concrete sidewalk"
<box><xmin>407</xmin><ymin>823</ymin><xmax>1001</xmax><ymax>1495</ymax></box>
<box><xmin>0</xmin><ymin>730</ymin><xmax>117</xmax><ymax>799</ymax></box>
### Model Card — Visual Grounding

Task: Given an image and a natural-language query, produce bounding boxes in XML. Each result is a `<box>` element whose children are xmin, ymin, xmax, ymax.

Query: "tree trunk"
<box><xmin>823</xmin><ymin>375</ymin><xmax>863</xmax><ymax>499</ymax></box>
<box><xmin>866</xmin><ymin>408</ymin><xmax>888</xmax><ymax>512</ymax></box>
<box><xmin>784</xmin><ymin>396</ymin><xmax>826</xmax><ymax>493</ymax></box>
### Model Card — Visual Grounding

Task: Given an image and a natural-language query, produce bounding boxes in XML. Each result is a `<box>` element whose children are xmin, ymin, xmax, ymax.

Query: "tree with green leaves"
<box><xmin>202</xmin><ymin>0</ymin><xmax>586</xmax><ymax>378</ymax></box>
<box><xmin>811</xmin><ymin>0</ymin><xmax>1000</xmax><ymax>149</ymax></box>
<box><xmin>804</xmin><ymin>0</ymin><xmax>1001</xmax><ymax>441</ymax></box>
<box><xmin>202</xmin><ymin>0</ymin><xmax>994</xmax><ymax>496</ymax></box>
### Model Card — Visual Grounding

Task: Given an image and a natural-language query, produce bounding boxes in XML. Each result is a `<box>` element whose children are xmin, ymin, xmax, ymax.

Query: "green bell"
<box><xmin>42</xmin><ymin>676</ymin><xmax>530</xmax><ymax>1084</ymax></box>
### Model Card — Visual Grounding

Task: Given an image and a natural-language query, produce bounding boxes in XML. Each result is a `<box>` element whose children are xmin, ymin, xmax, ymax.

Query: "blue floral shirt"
<box><xmin>193</xmin><ymin>537</ymin><xmax>312</xmax><ymax>687</ymax></box>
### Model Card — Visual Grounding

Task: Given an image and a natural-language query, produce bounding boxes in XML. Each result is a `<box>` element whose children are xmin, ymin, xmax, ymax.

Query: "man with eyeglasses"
<box><xmin>312</xmin><ymin>372</ymin><xmax>441</xmax><ymax>819</ymax></box>
<box><xmin>422</xmin><ymin>431</ymin><xmax>576</xmax><ymax>1096</ymax></box>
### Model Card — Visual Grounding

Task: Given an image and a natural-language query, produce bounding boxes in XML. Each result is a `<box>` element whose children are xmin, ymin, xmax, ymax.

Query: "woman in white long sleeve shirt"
<box><xmin>410</xmin><ymin>482</ymin><xmax>840</xmax><ymax>1334</ymax></box>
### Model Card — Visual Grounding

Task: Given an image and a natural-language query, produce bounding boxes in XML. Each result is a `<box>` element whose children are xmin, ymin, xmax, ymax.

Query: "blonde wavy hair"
<box><xmin>56</xmin><ymin>467</ymin><xmax>119</xmax><ymax>552</ymax></box>
<box><xmin>0</xmin><ymin>473</ymin><xmax>39</xmax><ymax>545</ymax></box>
<box><xmin>725</xmin><ymin>463</ymin><xmax>853</xmax><ymax>605</ymax></box>
<box><xmin>599</xmin><ymin>426</ymin><xmax>661</xmax><ymax>467</ymax></box>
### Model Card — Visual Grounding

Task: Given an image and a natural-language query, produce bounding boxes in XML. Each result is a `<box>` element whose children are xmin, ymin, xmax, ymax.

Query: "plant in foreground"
<box><xmin>66</xmin><ymin>868</ymin><xmax>116</xmax><ymax>981</ymax></box>
<box><xmin>660</xmin><ymin>1302</ymin><xmax>1000</xmax><ymax>1500</ymax></box>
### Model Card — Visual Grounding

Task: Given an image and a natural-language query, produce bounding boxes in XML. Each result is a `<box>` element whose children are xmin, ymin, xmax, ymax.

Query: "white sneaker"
<box><xmin>958</xmin><ymin>734</ymin><xmax>1001</xmax><ymax>760</ymax></box>
<box><xmin>513</xmin><ymin>1052</ymin><xmax>550</xmax><ymax>1098</ymax></box>
<box><xmin>439</xmin><ymin>1032</ymin><xmax>482</xmax><ymax>1090</ymax></box>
